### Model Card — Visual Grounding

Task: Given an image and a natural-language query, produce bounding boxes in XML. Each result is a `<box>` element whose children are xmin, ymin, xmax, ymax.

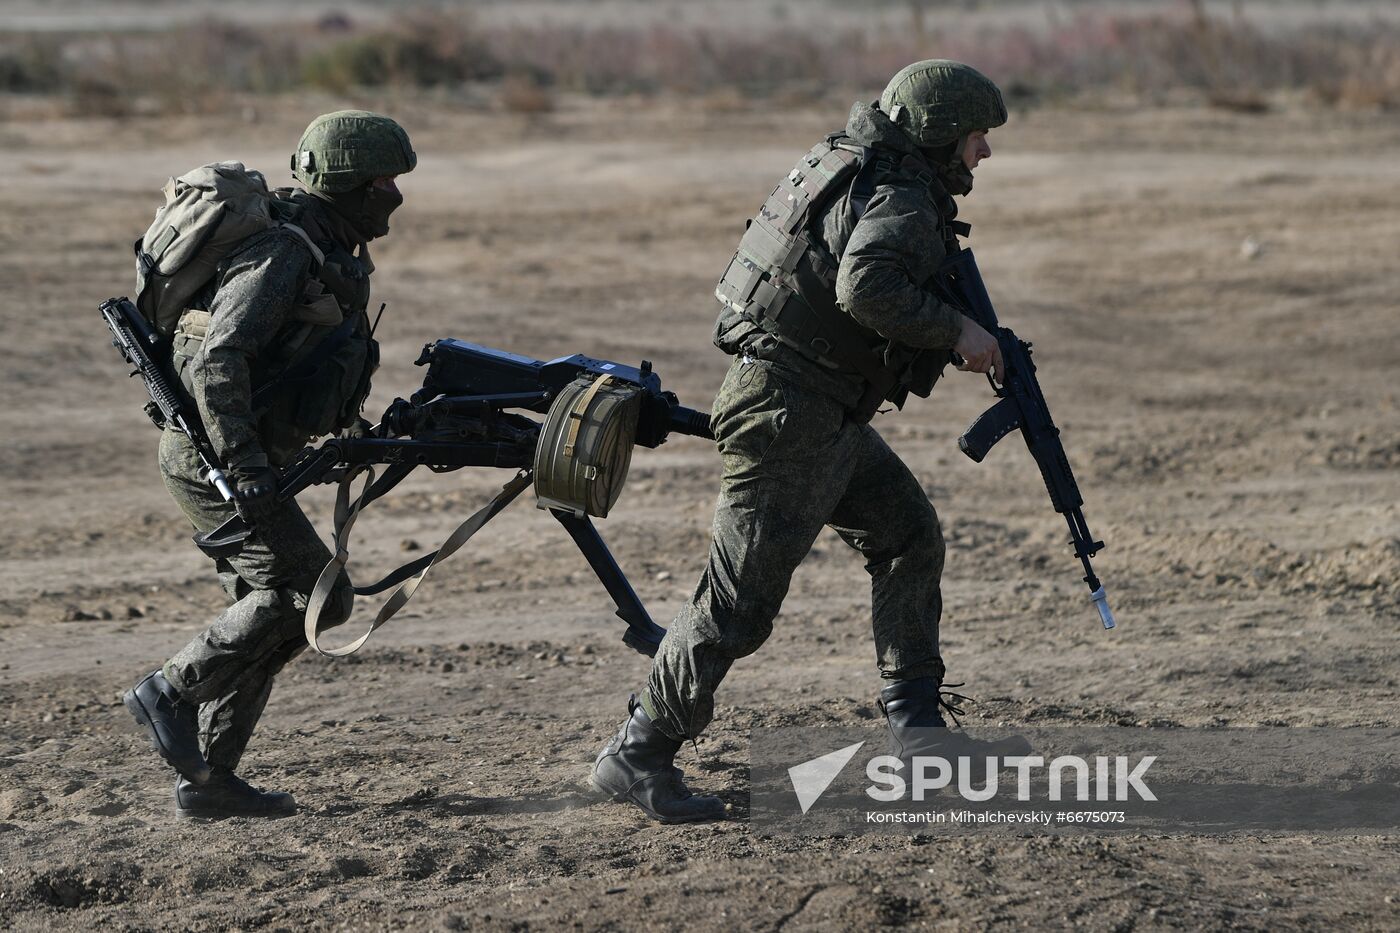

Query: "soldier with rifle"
<box><xmin>592</xmin><ymin>61</ymin><xmax>1113</xmax><ymax>823</ymax></box>
<box><xmin>120</xmin><ymin>111</ymin><xmax>415</xmax><ymax>818</ymax></box>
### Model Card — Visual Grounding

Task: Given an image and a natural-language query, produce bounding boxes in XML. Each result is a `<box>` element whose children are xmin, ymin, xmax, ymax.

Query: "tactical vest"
<box><xmin>714</xmin><ymin>135</ymin><xmax>963</xmax><ymax>419</ymax></box>
<box><xmin>170</xmin><ymin>194</ymin><xmax>378</xmax><ymax>463</ymax></box>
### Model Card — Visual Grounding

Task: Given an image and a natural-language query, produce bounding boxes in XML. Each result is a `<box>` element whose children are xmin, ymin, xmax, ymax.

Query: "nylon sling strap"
<box><xmin>279</xmin><ymin>222</ymin><xmax>325</xmax><ymax>267</ymax></box>
<box><xmin>848</xmin><ymin>146</ymin><xmax>888</xmax><ymax>221</ymax></box>
<box><xmin>303</xmin><ymin>466</ymin><xmax>534</xmax><ymax>657</ymax></box>
<box><xmin>563</xmin><ymin>374</ymin><xmax>615</xmax><ymax>459</ymax></box>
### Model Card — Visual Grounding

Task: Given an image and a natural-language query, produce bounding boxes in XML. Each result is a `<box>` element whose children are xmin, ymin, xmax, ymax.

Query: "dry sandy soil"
<box><xmin>0</xmin><ymin>95</ymin><xmax>1398</xmax><ymax>929</ymax></box>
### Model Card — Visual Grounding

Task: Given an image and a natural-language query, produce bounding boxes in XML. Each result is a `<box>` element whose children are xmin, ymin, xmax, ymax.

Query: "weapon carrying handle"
<box><xmin>190</xmin><ymin>445</ymin><xmax>345</xmax><ymax>560</ymax></box>
<box><xmin>621</xmin><ymin>616</ymin><xmax>665</xmax><ymax>657</ymax></box>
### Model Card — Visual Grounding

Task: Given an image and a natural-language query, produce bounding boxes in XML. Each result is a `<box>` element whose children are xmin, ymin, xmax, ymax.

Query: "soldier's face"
<box><xmin>371</xmin><ymin>175</ymin><xmax>401</xmax><ymax>195</ymax></box>
<box><xmin>962</xmin><ymin>130</ymin><xmax>992</xmax><ymax>170</ymax></box>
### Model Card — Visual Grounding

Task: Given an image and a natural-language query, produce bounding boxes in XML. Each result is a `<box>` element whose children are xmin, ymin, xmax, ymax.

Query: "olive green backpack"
<box><xmin>133</xmin><ymin>161</ymin><xmax>321</xmax><ymax>337</ymax></box>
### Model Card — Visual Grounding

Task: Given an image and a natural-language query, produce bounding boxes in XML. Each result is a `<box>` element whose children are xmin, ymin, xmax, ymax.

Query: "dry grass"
<box><xmin>0</xmin><ymin>5</ymin><xmax>1397</xmax><ymax>118</ymax></box>
<box><xmin>497</xmin><ymin>74</ymin><xmax>554</xmax><ymax>115</ymax></box>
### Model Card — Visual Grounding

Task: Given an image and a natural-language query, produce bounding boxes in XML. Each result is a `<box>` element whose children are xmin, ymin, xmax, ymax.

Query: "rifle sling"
<box><xmin>303</xmin><ymin>466</ymin><xmax>533</xmax><ymax>657</ymax></box>
<box><xmin>351</xmin><ymin>553</ymin><xmax>435</xmax><ymax>596</ymax></box>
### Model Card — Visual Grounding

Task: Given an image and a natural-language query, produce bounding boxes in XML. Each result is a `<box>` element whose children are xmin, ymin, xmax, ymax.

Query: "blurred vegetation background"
<box><xmin>0</xmin><ymin>0</ymin><xmax>1397</xmax><ymax>118</ymax></box>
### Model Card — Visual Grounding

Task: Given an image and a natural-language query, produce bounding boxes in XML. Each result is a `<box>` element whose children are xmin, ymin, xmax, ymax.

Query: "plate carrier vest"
<box><xmin>715</xmin><ymin>135</ymin><xmax>964</xmax><ymax>420</ymax></box>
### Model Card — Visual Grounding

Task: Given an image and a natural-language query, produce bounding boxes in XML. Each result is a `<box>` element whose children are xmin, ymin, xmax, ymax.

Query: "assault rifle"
<box><xmin>100</xmin><ymin>297</ymin><xmax>237</xmax><ymax>501</ymax></box>
<box><xmin>936</xmin><ymin>251</ymin><xmax>1117</xmax><ymax>630</ymax></box>
<box><xmin>100</xmin><ymin>299</ymin><xmax>712</xmax><ymax>656</ymax></box>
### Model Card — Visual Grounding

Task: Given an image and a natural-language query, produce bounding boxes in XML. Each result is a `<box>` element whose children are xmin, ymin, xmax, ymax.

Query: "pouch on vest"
<box><xmin>133</xmin><ymin>162</ymin><xmax>320</xmax><ymax>337</ymax></box>
<box><xmin>533</xmin><ymin>375</ymin><xmax>643</xmax><ymax>518</ymax></box>
<box><xmin>169</xmin><ymin>309</ymin><xmax>213</xmax><ymax>391</ymax></box>
<box><xmin>262</xmin><ymin>306</ymin><xmax>378</xmax><ymax>440</ymax></box>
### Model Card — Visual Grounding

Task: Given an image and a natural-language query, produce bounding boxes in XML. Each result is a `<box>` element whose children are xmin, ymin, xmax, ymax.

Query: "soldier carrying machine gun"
<box><xmin>103</xmin><ymin>95</ymin><xmax>1113</xmax><ymax>825</ymax></box>
<box><xmin>103</xmin><ymin>295</ymin><xmax>714</xmax><ymax>659</ymax></box>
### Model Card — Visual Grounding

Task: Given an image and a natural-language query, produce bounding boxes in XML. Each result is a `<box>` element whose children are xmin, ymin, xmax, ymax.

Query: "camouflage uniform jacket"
<box><xmin>716</xmin><ymin>100</ymin><xmax>968</xmax><ymax>412</ymax></box>
<box><xmin>170</xmin><ymin>192</ymin><xmax>376</xmax><ymax>473</ymax></box>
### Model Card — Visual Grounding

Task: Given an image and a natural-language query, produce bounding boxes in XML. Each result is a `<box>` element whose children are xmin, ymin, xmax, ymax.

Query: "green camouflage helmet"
<box><xmin>879</xmin><ymin>60</ymin><xmax>1007</xmax><ymax>148</ymax></box>
<box><xmin>291</xmin><ymin>110</ymin><xmax>416</xmax><ymax>194</ymax></box>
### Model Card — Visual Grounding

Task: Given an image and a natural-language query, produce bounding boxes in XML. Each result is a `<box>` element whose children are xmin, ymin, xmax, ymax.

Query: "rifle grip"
<box><xmin>958</xmin><ymin>396</ymin><xmax>1021</xmax><ymax>463</ymax></box>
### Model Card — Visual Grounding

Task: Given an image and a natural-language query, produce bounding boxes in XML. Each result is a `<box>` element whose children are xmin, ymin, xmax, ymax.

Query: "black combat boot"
<box><xmin>124</xmin><ymin>669</ymin><xmax>210</xmax><ymax>784</ymax></box>
<box><xmin>591</xmin><ymin>696</ymin><xmax>727</xmax><ymax>824</ymax></box>
<box><xmin>880</xmin><ymin>676</ymin><xmax>1032</xmax><ymax>761</ymax></box>
<box><xmin>175</xmin><ymin>768</ymin><xmax>297</xmax><ymax>819</ymax></box>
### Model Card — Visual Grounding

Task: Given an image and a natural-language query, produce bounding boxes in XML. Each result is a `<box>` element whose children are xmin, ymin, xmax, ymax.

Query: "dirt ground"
<box><xmin>0</xmin><ymin>95</ymin><xmax>1398</xmax><ymax>930</ymax></box>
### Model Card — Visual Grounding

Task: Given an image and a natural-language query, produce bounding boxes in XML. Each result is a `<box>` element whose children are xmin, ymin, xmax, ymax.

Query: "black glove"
<box><xmin>341</xmin><ymin>417</ymin><xmax>374</xmax><ymax>440</ymax></box>
<box><xmin>231</xmin><ymin>468</ymin><xmax>279</xmax><ymax>522</ymax></box>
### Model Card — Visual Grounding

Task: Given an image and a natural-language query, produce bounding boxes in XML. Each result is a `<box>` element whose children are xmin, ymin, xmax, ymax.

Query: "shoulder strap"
<box><xmin>304</xmin><ymin>467</ymin><xmax>533</xmax><ymax>657</ymax></box>
<box><xmin>278</xmin><ymin>222</ymin><xmax>325</xmax><ymax>267</ymax></box>
<box><xmin>850</xmin><ymin>149</ymin><xmax>940</xmax><ymax>224</ymax></box>
<box><xmin>848</xmin><ymin>147</ymin><xmax>892</xmax><ymax>222</ymax></box>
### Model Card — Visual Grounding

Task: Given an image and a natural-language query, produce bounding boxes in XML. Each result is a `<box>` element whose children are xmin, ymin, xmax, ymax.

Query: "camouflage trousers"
<box><xmin>157</xmin><ymin>429</ymin><xmax>353</xmax><ymax>771</ymax></box>
<box><xmin>641</xmin><ymin>355</ymin><xmax>946</xmax><ymax>740</ymax></box>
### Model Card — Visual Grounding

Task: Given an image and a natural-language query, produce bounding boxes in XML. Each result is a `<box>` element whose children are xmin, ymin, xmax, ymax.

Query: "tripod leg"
<box><xmin>550</xmin><ymin>510</ymin><xmax>666</xmax><ymax>657</ymax></box>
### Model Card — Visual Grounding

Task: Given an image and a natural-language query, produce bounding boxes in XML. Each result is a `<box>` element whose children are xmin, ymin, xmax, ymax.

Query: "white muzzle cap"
<box><xmin>1090</xmin><ymin>586</ymin><xmax>1116</xmax><ymax>630</ymax></box>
